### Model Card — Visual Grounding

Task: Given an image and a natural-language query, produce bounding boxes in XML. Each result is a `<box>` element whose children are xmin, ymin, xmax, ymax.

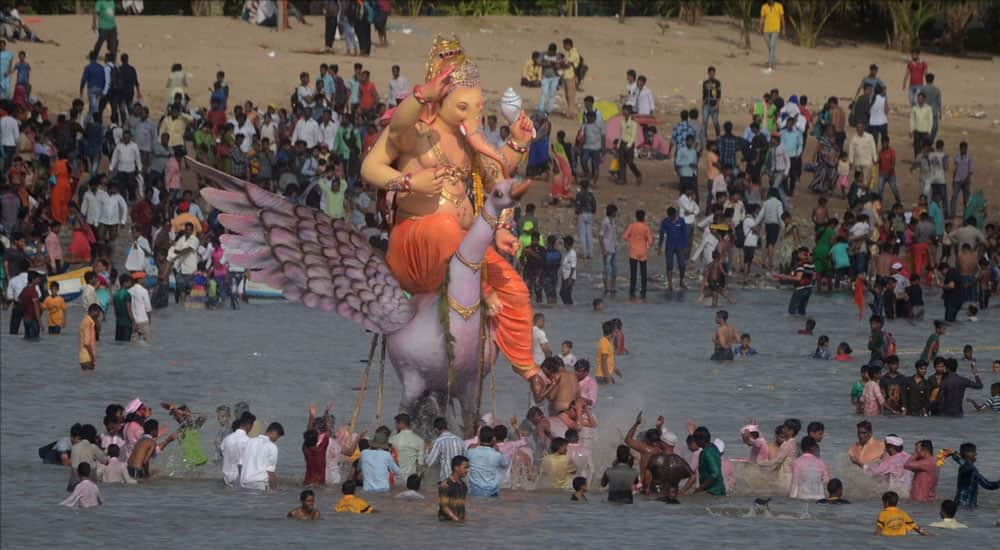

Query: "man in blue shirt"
<box><xmin>359</xmin><ymin>432</ymin><xmax>401</xmax><ymax>492</ymax></box>
<box><xmin>780</xmin><ymin>117</ymin><xmax>804</xmax><ymax>196</ymax></box>
<box><xmin>675</xmin><ymin>134</ymin><xmax>699</xmax><ymax>198</ymax></box>
<box><xmin>657</xmin><ymin>206</ymin><xmax>688</xmax><ymax>291</ymax></box>
<box><xmin>79</xmin><ymin>51</ymin><xmax>106</xmax><ymax>118</ymax></box>
<box><xmin>465</xmin><ymin>427</ymin><xmax>510</xmax><ymax>497</ymax></box>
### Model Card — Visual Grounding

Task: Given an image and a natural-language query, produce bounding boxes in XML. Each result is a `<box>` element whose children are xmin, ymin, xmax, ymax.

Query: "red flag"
<box><xmin>853</xmin><ymin>275</ymin><xmax>865</xmax><ymax>320</ymax></box>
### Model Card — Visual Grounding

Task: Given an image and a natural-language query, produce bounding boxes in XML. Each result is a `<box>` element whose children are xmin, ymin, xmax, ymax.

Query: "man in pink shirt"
<box><xmin>790</xmin><ymin>436</ymin><xmax>830</xmax><ymax>500</ymax></box>
<box><xmin>863</xmin><ymin>434</ymin><xmax>913</xmax><ymax>496</ymax></box>
<box><xmin>903</xmin><ymin>439</ymin><xmax>939</xmax><ymax>502</ymax></box>
<box><xmin>739</xmin><ymin>424</ymin><xmax>770</xmax><ymax>463</ymax></box>
<box><xmin>621</xmin><ymin>209</ymin><xmax>653</xmax><ymax>303</ymax></box>
<box><xmin>575</xmin><ymin>360</ymin><xmax>597</xmax><ymax>407</ymax></box>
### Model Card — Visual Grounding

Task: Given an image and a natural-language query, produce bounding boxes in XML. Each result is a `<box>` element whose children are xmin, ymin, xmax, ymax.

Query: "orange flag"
<box><xmin>853</xmin><ymin>275</ymin><xmax>865</xmax><ymax>320</ymax></box>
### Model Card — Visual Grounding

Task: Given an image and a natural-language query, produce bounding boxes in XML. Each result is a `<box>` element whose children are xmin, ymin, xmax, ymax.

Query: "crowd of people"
<box><xmin>2</xmin><ymin>1</ymin><xmax>997</xmax><ymax>535</ymax></box>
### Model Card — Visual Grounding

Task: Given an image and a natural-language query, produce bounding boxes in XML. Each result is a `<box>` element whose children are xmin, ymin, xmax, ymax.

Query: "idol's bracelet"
<box><xmin>412</xmin><ymin>85</ymin><xmax>429</xmax><ymax>105</ymax></box>
<box><xmin>505</xmin><ymin>139</ymin><xmax>528</xmax><ymax>154</ymax></box>
<box><xmin>498</xmin><ymin>207</ymin><xmax>515</xmax><ymax>232</ymax></box>
<box><xmin>385</xmin><ymin>173</ymin><xmax>412</xmax><ymax>192</ymax></box>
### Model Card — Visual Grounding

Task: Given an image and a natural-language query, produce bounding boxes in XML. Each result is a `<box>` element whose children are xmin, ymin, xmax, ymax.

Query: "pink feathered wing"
<box><xmin>189</xmin><ymin>158</ymin><xmax>414</xmax><ymax>334</ymax></box>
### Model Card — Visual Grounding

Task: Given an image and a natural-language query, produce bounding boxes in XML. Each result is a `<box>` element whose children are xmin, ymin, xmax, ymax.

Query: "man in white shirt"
<box><xmin>387</xmin><ymin>65</ymin><xmax>410</xmax><ymax>107</ymax></box>
<box><xmin>291</xmin><ymin>110</ymin><xmax>321</xmax><ymax>150</ymax></box>
<box><xmin>636</xmin><ymin>75</ymin><xmax>655</xmax><ymax>117</ymax></box>
<box><xmin>0</xmin><ymin>109</ymin><xmax>18</xmax><ymax>172</ymax></box>
<box><xmin>128</xmin><ymin>279</ymin><xmax>153</xmax><ymax>343</ymax></box>
<box><xmin>97</xmin><ymin>183</ymin><xmax>128</xmax><ymax>256</ymax></box>
<box><xmin>221</xmin><ymin>414</ymin><xmax>254</xmax><ymax>487</ymax></box>
<box><xmin>168</xmin><ymin>223</ymin><xmax>199</xmax><ymax>306</ymax></box>
<box><xmin>296</xmin><ymin>71</ymin><xmax>315</xmax><ymax>111</ymax></box>
<box><xmin>234</xmin><ymin>113</ymin><xmax>256</xmax><ymax>153</ymax></box>
<box><xmin>124</xmin><ymin>226</ymin><xmax>152</xmax><ymax>273</ymax></box>
<box><xmin>79</xmin><ymin>180</ymin><xmax>102</xmax><ymax>228</ymax></box>
<box><xmin>623</xmin><ymin>69</ymin><xmax>638</xmax><ymax>110</ymax></box>
<box><xmin>239</xmin><ymin>422</ymin><xmax>284</xmax><ymax>491</ymax></box>
<box><xmin>110</xmin><ymin>130</ymin><xmax>143</xmax><ymax>201</ymax></box>
<box><xmin>560</xmin><ymin>238</ymin><xmax>577</xmax><ymax>304</ymax></box>
<box><xmin>317</xmin><ymin>109</ymin><xmax>340</xmax><ymax>150</ymax></box>
<box><xmin>532</xmin><ymin>313</ymin><xmax>551</xmax><ymax>366</ymax></box>
<box><xmin>677</xmin><ymin>189</ymin><xmax>700</xmax><ymax>258</ymax></box>
<box><xmin>360</xmin><ymin>432</ymin><xmax>401</xmax><ymax>492</ymax></box>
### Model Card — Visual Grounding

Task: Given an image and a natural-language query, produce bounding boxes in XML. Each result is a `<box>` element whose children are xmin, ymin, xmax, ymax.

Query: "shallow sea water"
<box><xmin>2</xmin><ymin>272</ymin><xmax>998</xmax><ymax>548</ymax></box>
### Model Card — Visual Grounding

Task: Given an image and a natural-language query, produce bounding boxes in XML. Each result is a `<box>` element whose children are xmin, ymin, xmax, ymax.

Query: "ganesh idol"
<box><xmin>360</xmin><ymin>36</ymin><xmax>547</xmax><ymax>398</ymax></box>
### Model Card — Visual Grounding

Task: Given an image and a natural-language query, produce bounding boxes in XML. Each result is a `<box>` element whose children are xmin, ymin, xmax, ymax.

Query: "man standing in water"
<box><xmin>711</xmin><ymin>310</ymin><xmax>738</xmax><ymax>361</ymax></box>
<box><xmin>690</xmin><ymin>426</ymin><xmax>726</xmax><ymax>496</ymax></box>
<box><xmin>240</xmin><ymin>422</ymin><xmax>284</xmax><ymax>491</ymax></box>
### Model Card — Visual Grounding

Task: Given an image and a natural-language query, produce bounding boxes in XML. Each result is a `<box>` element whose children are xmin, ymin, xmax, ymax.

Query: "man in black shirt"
<box><xmin>937</xmin><ymin>358</ymin><xmax>982</xmax><ymax>417</ymax></box>
<box><xmin>574</xmin><ymin>180</ymin><xmax>597</xmax><ymax>259</ymax></box>
<box><xmin>701</xmin><ymin>66</ymin><xmax>721</xmax><ymax>139</ymax></box>
<box><xmin>938</xmin><ymin>262</ymin><xmax>962</xmax><ymax>321</ymax></box>
<box><xmin>117</xmin><ymin>53</ymin><xmax>141</xmax><ymax>120</ymax></box>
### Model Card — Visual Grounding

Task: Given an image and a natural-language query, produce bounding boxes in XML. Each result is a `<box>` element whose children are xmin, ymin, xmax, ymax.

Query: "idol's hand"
<box><xmin>416</xmin><ymin>65</ymin><xmax>455</xmax><ymax>103</ymax></box>
<box><xmin>509</xmin><ymin>111</ymin><xmax>534</xmax><ymax>145</ymax></box>
<box><xmin>496</xmin><ymin>229</ymin><xmax>520</xmax><ymax>256</ymax></box>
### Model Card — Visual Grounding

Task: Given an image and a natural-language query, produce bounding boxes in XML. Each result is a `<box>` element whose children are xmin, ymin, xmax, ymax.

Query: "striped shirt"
<box><xmin>984</xmin><ymin>396</ymin><xmax>1000</xmax><ymax>412</ymax></box>
<box><xmin>426</xmin><ymin>431</ymin><xmax>465</xmax><ymax>482</ymax></box>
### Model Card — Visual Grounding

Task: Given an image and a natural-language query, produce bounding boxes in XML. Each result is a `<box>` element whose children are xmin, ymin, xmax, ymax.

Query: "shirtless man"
<box><xmin>127</xmin><ymin>419</ymin><xmax>177</xmax><ymax>480</ymax></box>
<box><xmin>648</xmin><ymin>433</ymin><xmax>695</xmax><ymax>503</ymax></box>
<box><xmin>540</xmin><ymin>357</ymin><xmax>579</xmax><ymax>416</ymax></box>
<box><xmin>287</xmin><ymin>490</ymin><xmax>321</xmax><ymax>520</ymax></box>
<box><xmin>624</xmin><ymin>412</ymin><xmax>662</xmax><ymax>490</ymax></box>
<box><xmin>704</xmin><ymin>251</ymin><xmax>735</xmax><ymax>307</ymax></box>
<box><xmin>711</xmin><ymin>310</ymin><xmax>738</xmax><ymax>361</ymax></box>
<box><xmin>957</xmin><ymin>243</ymin><xmax>979</xmax><ymax>298</ymax></box>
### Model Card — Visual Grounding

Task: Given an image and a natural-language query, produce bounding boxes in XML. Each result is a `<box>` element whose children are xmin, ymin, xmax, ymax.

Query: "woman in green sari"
<box><xmin>812</xmin><ymin>220</ymin><xmax>835</xmax><ymax>292</ymax></box>
<box><xmin>964</xmin><ymin>189</ymin><xmax>986</xmax><ymax>229</ymax></box>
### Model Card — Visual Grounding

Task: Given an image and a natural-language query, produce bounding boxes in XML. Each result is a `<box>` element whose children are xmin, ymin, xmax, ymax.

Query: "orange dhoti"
<box><xmin>387</xmin><ymin>212</ymin><xmax>539</xmax><ymax>380</ymax></box>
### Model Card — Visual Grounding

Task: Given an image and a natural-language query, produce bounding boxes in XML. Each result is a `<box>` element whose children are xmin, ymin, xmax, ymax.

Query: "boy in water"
<box><xmin>967</xmin><ymin>382</ymin><xmax>1000</xmax><ymax>412</ymax></box>
<box><xmin>395</xmin><ymin>474</ymin><xmax>424</xmax><ymax>500</ymax></box>
<box><xmin>734</xmin><ymin>333</ymin><xmax>757</xmax><ymax>357</ymax></box>
<box><xmin>710</xmin><ymin>310</ymin><xmax>738</xmax><ymax>361</ymax></box>
<box><xmin>79</xmin><ymin>303</ymin><xmax>101</xmax><ymax>370</ymax></box>
<box><xmin>596</xmin><ymin>321</ymin><xmax>618</xmax><ymax>385</ymax></box>
<box><xmin>702</xmin><ymin>250</ymin><xmax>734</xmax><ymax>307</ymax></box>
<box><xmin>929</xmin><ymin>500</ymin><xmax>966</xmax><ymax>530</ymax></box>
<box><xmin>560</xmin><ymin>340</ymin><xmax>577</xmax><ymax>368</ymax></box>
<box><xmin>335</xmin><ymin>480</ymin><xmax>375</xmax><ymax>513</ymax></box>
<box><xmin>860</xmin><ymin>365</ymin><xmax>886</xmax><ymax>416</ymax></box>
<box><xmin>97</xmin><ymin>444</ymin><xmax>136</xmax><ymax>485</ymax></box>
<box><xmin>288</xmin><ymin>490</ymin><xmax>321</xmax><ymax>520</ymax></box>
<box><xmin>60</xmin><ymin>463</ymin><xmax>102</xmax><ymax>508</ymax></box>
<box><xmin>875</xmin><ymin>491</ymin><xmax>929</xmax><ymax>536</ymax></box>
<box><xmin>43</xmin><ymin>282</ymin><xmax>67</xmax><ymax>334</ymax></box>
<box><xmin>213</xmin><ymin>405</ymin><xmax>232</xmax><ymax>461</ymax></box>
<box><xmin>817</xmin><ymin>478</ymin><xmax>850</xmax><ymax>504</ymax></box>
<box><xmin>919</xmin><ymin>320</ymin><xmax>946</xmax><ymax>363</ymax></box>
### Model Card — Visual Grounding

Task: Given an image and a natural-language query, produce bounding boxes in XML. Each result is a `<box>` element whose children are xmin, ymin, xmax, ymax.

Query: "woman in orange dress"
<box><xmin>49</xmin><ymin>157</ymin><xmax>72</xmax><ymax>225</ymax></box>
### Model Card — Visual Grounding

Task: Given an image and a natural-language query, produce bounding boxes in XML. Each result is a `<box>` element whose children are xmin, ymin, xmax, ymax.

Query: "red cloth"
<box><xmin>50</xmin><ymin>160</ymin><xmax>72</xmax><ymax>224</ymax></box>
<box><xmin>302</xmin><ymin>436</ymin><xmax>329</xmax><ymax>486</ymax></box>
<box><xmin>906</xmin><ymin>61</ymin><xmax>928</xmax><ymax>86</ymax></box>
<box><xmin>853</xmin><ymin>276</ymin><xmax>865</xmax><ymax>320</ymax></box>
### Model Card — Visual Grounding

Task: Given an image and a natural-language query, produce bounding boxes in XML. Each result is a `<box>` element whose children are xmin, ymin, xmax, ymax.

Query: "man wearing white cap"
<box><xmin>862</xmin><ymin>434</ymin><xmax>913</xmax><ymax>496</ymax></box>
<box><xmin>889</xmin><ymin>262</ymin><xmax>909</xmax><ymax>318</ymax></box>
<box><xmin>122</xmin><ymin>398</ymin><xmax>152</xmax><ymax>459</ymax></box>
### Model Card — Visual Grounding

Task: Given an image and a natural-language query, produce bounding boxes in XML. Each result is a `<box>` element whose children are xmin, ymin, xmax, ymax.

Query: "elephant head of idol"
<box><xmin>421</xmin><ymin>36</ymin><xmax>506</xmax><ymax>171</ymax></box>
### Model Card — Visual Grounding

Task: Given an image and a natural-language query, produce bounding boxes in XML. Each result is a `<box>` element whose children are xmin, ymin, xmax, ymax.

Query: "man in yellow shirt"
<box><xmin>759</xmin><ymin>0</ymin><xmax>785</xmax><ymax>71</ymax></box>
<box><xmin>521</xmin><ymin>52</ymin><xmax>541</xmax><ymax>88</ymax></box>
<box><xmin>596</xmin><ymin>320</ymin><xmax>617</xmax><ymax>384</ymax></box>
<box><xmin>875</xmin><ymin>491</ymin><xmax>930</xmax><ymax>536</ymax></box>
<box><xmin>562</xmin><ymin>38</ymin><xmax>581</xmax><ymax>119</ymax></box>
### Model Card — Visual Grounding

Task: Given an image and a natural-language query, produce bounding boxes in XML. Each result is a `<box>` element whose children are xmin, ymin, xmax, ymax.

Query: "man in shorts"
<box><xmin>79</xmin><ymin>304</ymin><xmax>101</xmax><ymax>370</ymax></box>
